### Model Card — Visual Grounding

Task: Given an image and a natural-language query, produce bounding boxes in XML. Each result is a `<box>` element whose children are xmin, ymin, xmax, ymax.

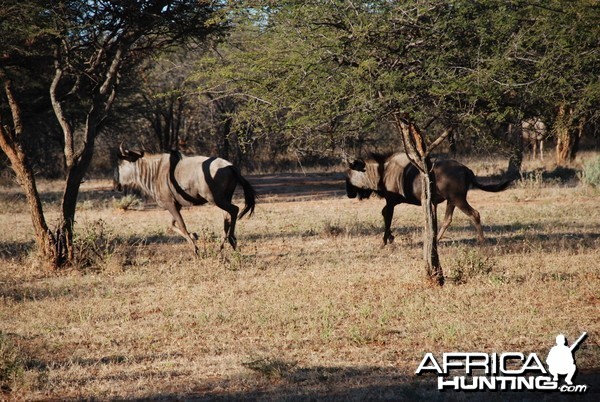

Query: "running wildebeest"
<box><xmin>345</xmin><ymin>153</ymin><xmax>513</xmax><ymax>245</ymax></box>
<box><xmin>114</xmin><ymin>146</ymin><xmax>256</xmax><ymax>254</ymax></box>
<box><xmin>521</xmin><ymin>118</ymin><xmax>548</xmax><ymax>161</ymax></box>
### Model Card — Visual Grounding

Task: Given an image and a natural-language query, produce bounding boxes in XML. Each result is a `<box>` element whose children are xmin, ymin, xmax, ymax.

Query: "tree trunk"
<box><xmin>420</xmin><ymin>156</ymin><xmax>444</xmax><ymax>286</ymax></box>
<box><xmin>555</xmin><ymin>104</ymin><xmax>580</xmax><ymax>166</ymax></box>
<box><xmin>220</xmin><ymin>116</ymin><xmax>233</xmax><ymax>161</ymax></box>
<box><xmin>396</xmin><ymin>116</ymin><xmax>445</xmax><ymax>286</ymax></box>
<box><xmin>57</xmin><ymin>109</ymin><xmax>99</xmax><ymax>262</ymax></box>
<box><xmin>0</xmin><ymin>137</ymin><xmax>59</xmax><ymax>266</ymax></box>
<box><xmin>0</xmin><ymin>75</ymin><xmax>59</xmax><ymax>267</ymax></box>
<box><xmin>506</xmin><ymin>122</ymin><xmax>523</xmax><ymax>177</ymax></box>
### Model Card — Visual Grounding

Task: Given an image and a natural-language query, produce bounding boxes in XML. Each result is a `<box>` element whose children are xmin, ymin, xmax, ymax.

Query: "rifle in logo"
<box><xmin>546</xmin><ymin>332</ymin><xmax>587</xmax><ymax>385</ymax></box>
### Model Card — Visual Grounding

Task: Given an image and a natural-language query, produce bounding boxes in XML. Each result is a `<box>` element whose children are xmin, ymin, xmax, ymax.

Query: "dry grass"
<box><xmin>0</xmin><ymin>159</ymin><xmax>599</xmax><ymax>400</ymax></box>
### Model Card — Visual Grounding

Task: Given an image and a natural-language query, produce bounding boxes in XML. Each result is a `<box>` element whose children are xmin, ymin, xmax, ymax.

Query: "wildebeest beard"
<box><xmin>113</xmin><ymin>168</ymin><xmax>121</xmax><ymax>191</ymax></box>
<box><xmin>345</xmin><ymin>178</ymin><xmax>373</xmax><ymax>200</ymax></box>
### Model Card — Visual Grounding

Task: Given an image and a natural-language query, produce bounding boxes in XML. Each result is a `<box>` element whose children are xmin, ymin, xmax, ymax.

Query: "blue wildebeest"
<box><xmin>114</xmin><ymin>146</ymin><xmax>256</xmax><ymax>253</ymax></box>
<box><xmin>345</xmin><ymin>153</ymin><xmax>513</xmax><ymax>245</ymax></box>
<box><xmin>521</xmin><ymin>118</ymin><xmax>548</xmax><ymax>161</ymax></box>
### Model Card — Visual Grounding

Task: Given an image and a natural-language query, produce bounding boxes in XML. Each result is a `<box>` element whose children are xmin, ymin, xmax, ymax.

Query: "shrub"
<box><xmin>517</xmin><ymin>170</ymin><xmax>543</xmax><ymax>189</ymax></box>
<box><xmin>73</xmin><ymin>219</ymin><xmax>121</xmax><ymax>270</ymax></box>
<box><xmin>580</xmin><ymin>157</ymin><xmax>600</xmax><ymax>187</ymax></box>
<box><xmin>448</xmin><ymin>248</ymin><xmax>496</xmax><ymax>284</ymax></box>
<box><xmin>112</xmin><ymin>194</ymin><xmax>143</xmax><ymax>211</ymax></box>
<box><xmin>0</xmin><ymin>332</ymin><xmax>24</xmax><ymax>393</ymax></box>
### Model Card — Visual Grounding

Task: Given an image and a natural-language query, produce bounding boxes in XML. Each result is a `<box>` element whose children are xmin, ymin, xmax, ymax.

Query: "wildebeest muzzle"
<box><xmin>345</xmin><ymin>178</ymin><xmax>372</xmax><ymax>200</ymax></box>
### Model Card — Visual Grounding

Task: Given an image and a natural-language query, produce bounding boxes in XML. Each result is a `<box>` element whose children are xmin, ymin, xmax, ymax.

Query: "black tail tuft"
<box><xmin>471</xmin><ymin>174</ymin><xmax>514</xmax><ymax>192</ymax></box>
<box><xmin>232</xmin><ymin>167</ymin><xmax>256</xmax><ymax>219</ymax></box>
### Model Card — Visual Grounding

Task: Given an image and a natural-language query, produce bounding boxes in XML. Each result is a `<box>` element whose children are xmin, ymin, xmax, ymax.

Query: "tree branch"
<box><xmin>426</xmin><ymin>128</ymin><xmax>452</xmax><ymax>156</ymax></box>
<box><xmin>50</xmin><ymin>65</ymin><xmax>75</xmax><ymax>168</ymax></box>
<box><xmin>2</xmin><ymin>75</ymin><xmax>23</xmax><ymax>138</ymax></box>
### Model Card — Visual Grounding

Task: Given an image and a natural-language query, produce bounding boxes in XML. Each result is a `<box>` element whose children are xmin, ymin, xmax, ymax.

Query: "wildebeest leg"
<box><xmin>455</xmin><ymin>200</ymin><xmax>484</xmax><ymax>244</ymax></box>
<box><xmin>437</xmin><ymin>203</ymin><xmax>455</xmax><ymax>241</ymax></box>
<box><xmin>381</xmin><ymin>203</ymin><xmax>395</xmax><ymax>245</ymax></box>
<box><xmin>218</xmin><ymin>203</ymin><xmax>239</xmax><ymax>250</ymax></box>
<box><xmin>165</xmin><ymin>203</ymin><xmax>198</xmax><ymax>254</ymax></box>
<box><xmin>170</xmin><ymin>218</ymin><xmax>198</xmax><ymax>240</ymax></box>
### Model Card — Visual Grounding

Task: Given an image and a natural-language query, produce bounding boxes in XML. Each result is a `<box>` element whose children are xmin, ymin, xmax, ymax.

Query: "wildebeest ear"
<box><xmin>349</xmin><ymin>159</ymin><xmax>366</xmax><ymax>172</ymax></box>
<box><xmin>119</xmin><ymin>142</ymin><xmax>144</xmax><ymax>159</ymax></box>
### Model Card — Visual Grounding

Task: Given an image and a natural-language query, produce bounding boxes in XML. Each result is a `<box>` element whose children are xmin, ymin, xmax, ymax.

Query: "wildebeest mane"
<box><xmin>367</xmin><ymin>152</ymin><xmax>395</xmax><ymax>196</ymax></box>
<box><xmin>365</xmin><ymin>152</ymin><xmax>394</xmax><ymax>166</ymax></box>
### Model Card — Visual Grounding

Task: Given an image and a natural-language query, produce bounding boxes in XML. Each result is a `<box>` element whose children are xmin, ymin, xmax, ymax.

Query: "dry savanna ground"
<box><xmin>0</xmin><ymin>157</ymin><xmax>599</xmax><ymax>401</ymax></box>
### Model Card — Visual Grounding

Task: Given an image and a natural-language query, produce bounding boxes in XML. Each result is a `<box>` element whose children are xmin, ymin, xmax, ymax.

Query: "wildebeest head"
<box><xmin>114</xmin><ymin>144</ymin><xmax>144</xmax><ymax>191</ymax></box>
<box><xmin>346</xmin><ymin>158</ymin><xmax>374</xmax><ymax>200</ymax></box>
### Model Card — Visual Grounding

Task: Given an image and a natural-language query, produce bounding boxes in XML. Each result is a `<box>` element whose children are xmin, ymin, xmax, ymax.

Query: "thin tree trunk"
<box><xmin>420</xmin><ymin>156</ymin><xmax>443</xmax><ymax>285</ymax></box>
<box><xmin>507</xmin><ymin>122</ymin><xmax>523</xmax><ymax>177</ymax></box>
<box><xmin>396</xmin><ymin>115</ymin><xmax>445</xmax><ymax>286</ymax></box>
<box><xmin>221</xmin><ymin>116</ymin><xmax>233</xmax><ymax>160</ymax></box>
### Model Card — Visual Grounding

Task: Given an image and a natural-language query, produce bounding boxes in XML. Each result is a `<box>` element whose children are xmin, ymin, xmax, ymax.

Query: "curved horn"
<box><xmin>119</xmin><ymin>141</ymin><xmax>127</xmax><ymax>156</ymax></box>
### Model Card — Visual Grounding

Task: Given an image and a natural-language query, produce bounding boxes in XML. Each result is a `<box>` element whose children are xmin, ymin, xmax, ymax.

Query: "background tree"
<box><xmin>526</xmin><ymin>0</ymin><xmax>599</xmax><ymax>165</ymax></box>
<box><xmin>0</xmin><ymin>0</ymin><xmax>226</xmax><ymax>267</ymax></box>
<box><xmin>132</xmin><ymin>48</ymin><xmax>203</xmax><ymax>153</ymax></box>
<box><xmin>0</xmin><ymin>0</ymin><xmax>59</xmax><ymax>262</ymax></box>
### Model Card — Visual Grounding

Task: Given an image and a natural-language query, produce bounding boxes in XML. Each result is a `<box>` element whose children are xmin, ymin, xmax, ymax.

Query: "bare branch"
<box><xmin>426</xmin><ymin>128</ymin><xmax>452</xmax><ymax>156</ymax></box>
<box><xmin>392</xmin><ymin>113</ymin><xmax>426</xmax><ymax>173</ymax></box>
<box><xmin>50</xmin><ymin>65</ymin><xmax>75</xmax><ymax>167</ymax></box>
<box><xmin>99</xmin><ymin>44</ymin><xmax>125</xmax><ymax>96</ymax></box>
<box><xmin>0</xmin><ymin>73</ymin><xmax>23</xmax><ymax>139</ymax></box>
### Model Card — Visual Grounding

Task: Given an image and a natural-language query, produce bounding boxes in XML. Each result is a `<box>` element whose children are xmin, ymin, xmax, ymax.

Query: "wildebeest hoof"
<box><xmin>192</xmin><ymin>232</ymin><xmax>199</xmax><ymax>240</ymax></box>
<box><xmin>382</xmin><ymin>234</ymin><xmax>394</xmax><ymax>246</ymax></box>
<box><xmin>228</xmin><ymin>236</ymin><xmax>237</xmax><ymax>250</ymax></box>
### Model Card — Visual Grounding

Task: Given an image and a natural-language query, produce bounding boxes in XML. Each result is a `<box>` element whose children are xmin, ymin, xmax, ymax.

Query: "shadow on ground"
<box><xmin>249</xmin><ymin>172</ymin><xmax>346</xmax><ymax>202</ymax></box>
<box><xmin>128</xmin><ymin>365</ymin><xmax>599</xmax><ymax>401</ymax></box>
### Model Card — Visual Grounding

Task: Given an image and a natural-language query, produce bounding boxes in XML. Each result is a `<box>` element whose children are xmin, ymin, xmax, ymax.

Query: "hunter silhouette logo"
<box><xmin>415</xmin><ymin>331</ymin><xmax>589</xmax><ymax>393</ymax></box>
<box><xmin>546</xmin><ymin>332</ymin><xmax>587</xmax><ymax>386</ymax></box>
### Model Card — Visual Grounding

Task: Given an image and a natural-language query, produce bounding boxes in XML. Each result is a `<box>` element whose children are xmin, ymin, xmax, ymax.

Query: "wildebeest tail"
<box><xmin>470</xmin><ymin>171</ymin><xmax>514</xmax><ymax>192</ymax></box>
<box><xmin>232</xmin><ymin>167</ymin><xmax>256</xmax><ymax>219</ymax></box>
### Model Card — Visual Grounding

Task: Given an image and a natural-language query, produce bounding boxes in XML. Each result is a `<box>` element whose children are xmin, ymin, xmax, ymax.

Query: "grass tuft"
<box><xmin>580</xmin><ymin>156</ymin><xmax>600</xmax><ymax>187</ymax></box>
<box><xmin>0</xmin><ymin>333</ymin><xmax>24</xmax><ymax>394</ymax></box>
<box><xmin>73</xmin><ymin>219</ymin><xmax>122</xmax><ymax>271</ymax></box>
<box><xmin>242</xmin><ymin>357</ymin><xmax>296</xmax><ymax>378</ymax></box>
<box><xmin>448</xmin><ymin>248</ymin><xmax>496</xmax><ymax>284</ymax></box>
<box><xmin>112</xmin><ymin>194</ymin><xmax>144</xmax><ymax>211</ymax></box>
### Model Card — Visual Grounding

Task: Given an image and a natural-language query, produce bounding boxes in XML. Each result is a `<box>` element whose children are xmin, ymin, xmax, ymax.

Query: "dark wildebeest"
<box><xmin>114</xmin><ymin>146</ymin><xmax>256</xmax><ymax>254</ymax></box>
<box><xmin>345</xmin><ymin>153</ymin><xmax>513</xmax><ymax>245</ymax></box>
<box><xmin>521</xmin><ymin>118</ymin><xmax>548</xmax><ymax>161</ymax></box>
